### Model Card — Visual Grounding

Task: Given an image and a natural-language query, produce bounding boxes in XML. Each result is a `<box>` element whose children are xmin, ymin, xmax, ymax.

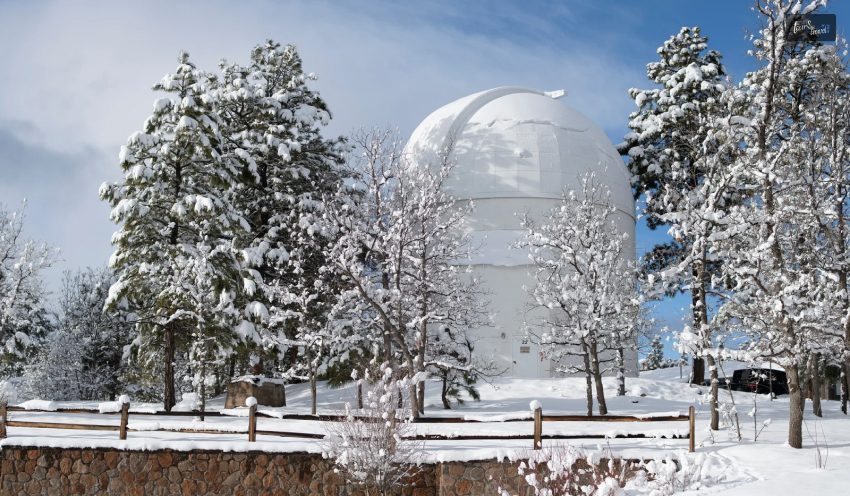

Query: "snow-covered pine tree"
<box><xmin>646</xmin><ymin>335</ymin><xmax>665</xmax><ymax>371</ymax></box>
<box><xmin>216</xmin><ymin>41</ymin><xmax>347</xmax><ymax>389</ymax></box>
<box><xmin>517</xmin><ymin>171</ymin><xmax>636</xmax><ymax>416</ymax></box>
<box><xmin>0</xmin><ymin>200</ymin><xmax>59</xmax><ymax>376</ymax></box>
<box><xmin>100</xmin><ymin>52</ymin><xmax>247</xmax><ymax>411</ymax></box>
<box><xmin>179</xmin><ymin>239</ymin><xmax>243</xmax><ymax>414</ymax></box>
<box><xmin>426</xmin><ymin>328</ymin><xmax>486</xmax><ymax>409</ymax></box>
<box><xmin>620</xmin><ymin>26</ymin><xmax>731</xmax><ymax>429</ymax></box>
<box><xmin>23</xmin><ymin>267</ymin><xmax>133</xmax><ymax>401</ymax></box>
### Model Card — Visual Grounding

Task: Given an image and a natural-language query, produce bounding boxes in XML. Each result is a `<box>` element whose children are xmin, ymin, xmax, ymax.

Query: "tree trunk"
<box><xmin>706</xmin><ymin>355</ymin><xmax>719</xmax><ymax>430</ymax></box>
<box><xmin>408</xmin><ymin>381</ymin><xmax>419</xmax><ymax>419</ymax></box>
<box><xmin>811</xmin><ymin>353</ymin><xmax>822</xmax><ymax>417</ymax></box>
<box><xmin>416</xmin><ymin>260</ymin><xmax>427</xmax><ymax>415</ymax></box>
<box><xmin>200</xmin><ymin>357</ymin><xmax>206</xmax><ymax>421</ymax></box>
<box><xmin>441</xmin><ymin>374</ymin><xmax>451</xmax><ymax>409</ymax></box>
<box><xmin>841</xmin><ymin>362</ymin><xmax>849</xmax><ymax>415</ymax></box>
<box><xmin>401</xmin><ymin>353</ymin><xmax>421</xmax><ymax>419</ymax></box>
<box><xmin>581</xmin><ymin>338</ymin><xmax>593</xmax><ymax>417</ymax></box>
<box><xmin>310</xmin><ymin>372</ymin><xmax>317</xmax><ymax>415</ymax></box>
<box><xmin>785</xmin><ymin>363</ymin><xmax>804</xmax><ymax>449</ymax></box>
<box><xmin>382</xmin><ymin>271</ymin><xmax>393</xmax><ymax>368</ymax></box>
<box><xmin>288</xmin><ymin>346</ymin><xmax>298</xmax><ymax>372</ymax></box>
<box><xmin>799</xmin><ymin>360</ymin><xmax>808</xmax><ymax>416</ymax></box>
<box><xmin>228</xmin><ymin>355</ymin><xmax>236</xmax><ymax>380</ymax></box>
<box><xmin>691</xmin><ymin>357</ymin><xmax>705</xmax><ymax>386</ymax></box>
<box><xmin>617</xmin><ymin>348</ymin><xmax>626</xmax><ymax>396</ymax></box>
<box><xmin>589</xmin><ymin>340</ymin><xmax>607</xmax><ymax>415</ymax></box>
<box><xmin>689</xmin><ymin>273</ymin><xmax>707</xmax><ymax>387</ymax></box>
<box><xmin>357</xmin><ymin>382</ymin><xmax>363</xmax><ymax>410</ymax></box>
<box><xmin>307</xmin><ymin>347</ymin><xmax>317</xmax><ymax>415</ymax></box>
<box><xmin>694</xmin><ymin>260</ymin><xmax>719</xmax><ymax>429</ymax></box>
<box><xmin>164</xmin><ymin>322</ymin><xmax>176</xmax><ymax>412</ymax></box>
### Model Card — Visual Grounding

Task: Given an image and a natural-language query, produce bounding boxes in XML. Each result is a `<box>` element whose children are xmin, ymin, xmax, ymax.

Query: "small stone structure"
<box><xmin>225</xmin><ymin>376</ymin><xmax>286</xmax><ymax>409</ymax></box>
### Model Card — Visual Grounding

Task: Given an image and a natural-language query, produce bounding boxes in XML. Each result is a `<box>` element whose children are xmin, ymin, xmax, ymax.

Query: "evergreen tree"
<box><xmin>100</xmin><ymin>52</ymin><xmax>247</xmax><ymax>411</ymax></box>
<box><xmin>621</xmin><ymin>26</ymin><xmax>729</xmax><ymax>392</ymax></box>
<box><xmin>216</xmin><ymin>41</ymin><xmax>347</xmax><ymax>388</ymax></box>
<box><xmin>646</xmin><ymin>335</ymin><xmax>665</xmax><ymax>371</ymax></box>
<box><xmin>427</xmin><ymin>328</ymin><xmax>482</xmax><ymax>409</ymax></box>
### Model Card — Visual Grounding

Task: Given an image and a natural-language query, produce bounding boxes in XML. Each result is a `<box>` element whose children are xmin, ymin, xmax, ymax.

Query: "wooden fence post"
<box><xmin>688</xmin><ymin>406</ymin><xmax>695</xmax><ymax>453</ymax></box>
<box><xmin>0</xmin><ymin>402</ymin><xmax>6</xmax><ymax>439</ymax></box>
<box><xmin>533</xmin><ymin>407</ymin><xmax>542</xmax><ymax>450</ymax></box>
<box><xmin>248</xmin><ymin>403</ymin><xmax>257</xmax><ymax>442</ymax></box>
<box><xmin>119</xmin><ymin>401</ymin><xmax>130</xmax><ymax>440</ymax></box>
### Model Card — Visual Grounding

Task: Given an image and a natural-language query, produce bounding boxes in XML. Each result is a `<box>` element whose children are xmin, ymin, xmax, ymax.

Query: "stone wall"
<box><xmin>0</xmin><ymin>447</ymin><xmax>434</xmax><ymax>496</ymax></box>
<box><xmin>436</xmin><ymin>459</ymin><xmax>527</xmax><ymax>496</ymax></box>
<box><xmin>0</xmin><ymin>446</ymin><xmax>589</xmax><ymax>496</ymax></box>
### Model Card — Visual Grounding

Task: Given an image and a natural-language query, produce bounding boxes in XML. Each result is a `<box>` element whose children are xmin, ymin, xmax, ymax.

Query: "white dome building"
<box><xmin>406</xmin><ymin>87</ymin><xmax>638</xmax><ymax>378</ymax></box>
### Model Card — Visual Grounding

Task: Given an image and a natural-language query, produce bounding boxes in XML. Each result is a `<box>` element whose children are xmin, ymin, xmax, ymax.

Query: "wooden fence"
<box><xmin>0</xmin><ymin>402</ymin><xmax>696</xmax><ymax>452</ymax></box>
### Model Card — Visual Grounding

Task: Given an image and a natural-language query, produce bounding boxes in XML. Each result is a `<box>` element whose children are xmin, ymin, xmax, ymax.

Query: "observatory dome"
<box><xmin>406</xmin><ymin>86</ymin><xmax>635</xmax><ymax>218</ymax></box>
<box><xmin>405</xmin><ymin>87</ymin><xmax>637</xmax><ymax>378</ymax></box>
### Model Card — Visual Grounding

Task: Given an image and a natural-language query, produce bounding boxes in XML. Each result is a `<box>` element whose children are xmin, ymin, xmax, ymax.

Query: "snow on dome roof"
<box><xmin>406</xmin><ymin>87</ymin><xmax>635</xmax><ymax>218</ymax></box>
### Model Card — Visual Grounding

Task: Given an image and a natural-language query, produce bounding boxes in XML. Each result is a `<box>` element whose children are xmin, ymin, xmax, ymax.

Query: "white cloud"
<box><xmin>0</xmin><ymin>0</ymin><xmax>644</xmax><ymax>293</ymax></box>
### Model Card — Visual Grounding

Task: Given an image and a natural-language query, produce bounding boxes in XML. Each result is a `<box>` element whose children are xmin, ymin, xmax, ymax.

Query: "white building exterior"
<box><xmin>406</xmin><ymin>87</ymin><xmax>638</xmax><ymax>379</ymax></box>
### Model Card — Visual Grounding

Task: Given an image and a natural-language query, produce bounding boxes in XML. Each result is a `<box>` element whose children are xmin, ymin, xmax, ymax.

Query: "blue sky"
<box><xmin>1</xmin><ymin>0</ymin><xmax>846</xmax><ymax>358</ymax></box>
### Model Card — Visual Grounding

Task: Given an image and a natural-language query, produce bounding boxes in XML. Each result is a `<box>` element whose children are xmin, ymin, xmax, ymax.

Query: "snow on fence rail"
<box><xmin>0</xmin><ymin>402</ymin><xmax>696</xmax><ymax>452</ymax></box>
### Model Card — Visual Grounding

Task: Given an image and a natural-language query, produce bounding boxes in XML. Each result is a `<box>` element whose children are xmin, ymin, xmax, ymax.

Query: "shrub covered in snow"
<box><xmin>321</xmin><ymin>362</ymin><xmax>424</xmax><ymax>496</ymax></box>
<box><xmin>171</xmin><ymin>392</ymin><xmax>200</xmax><ymax>412</ymax></box>
<box><xmin>629</xmin><ymin>452</ymin><xmax>726</xmax><ymax>495</ymax></box>
<box><xmin>0</xmin><ymin>380</ymin><xmax>17</xmax><ymax>405</ymax></box>
<box><xmin>498</xmin><ymin>443</ymin><xmax>635</xmax><ymax>496</ymax></box>
<box><xmin>498</xmin><ymin>444</ymin><xmax>725</xmax><ymax>496</ymax></box>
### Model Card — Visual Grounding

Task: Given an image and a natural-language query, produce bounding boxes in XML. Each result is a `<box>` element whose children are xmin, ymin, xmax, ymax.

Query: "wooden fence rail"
<box><xmin>0</xmin><ymin>401</ymin><xmax>696</xmax><ymax>452</ymax></box>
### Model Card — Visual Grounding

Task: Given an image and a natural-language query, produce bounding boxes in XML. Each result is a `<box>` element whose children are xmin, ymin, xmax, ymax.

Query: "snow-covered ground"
<box><xmin>2</xmin><ymin>365</ymin><xmax>848</xmax><ymax>494</ymax></box>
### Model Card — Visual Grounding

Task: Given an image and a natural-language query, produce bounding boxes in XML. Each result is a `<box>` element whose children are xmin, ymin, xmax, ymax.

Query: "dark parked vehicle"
<box><xmin>730</xmin><ymin>368</ymin><xmax>788</xmax><ymax>395</ymax></box>
<box><xmin>705</xmin><ymin>368</ymin><xmax>787</xmax><ymax>395</ymax></box>
<box><xmin>703</xmin><ymin>377</ymin><xmax>728</xmax><ymax>388</ymax></box>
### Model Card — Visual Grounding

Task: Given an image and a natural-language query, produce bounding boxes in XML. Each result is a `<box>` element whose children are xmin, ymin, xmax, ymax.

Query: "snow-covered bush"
<box><xmin>172</xmin><ymin>392</ymin><xmax>199</xmax><ymax>412</ymax></box>
<box><xmin>498</xmin><ymin>445</ymin><xmax>726</xmax><ymax>496</ymax></box>
<box><xmin>321</xmin><ymin>361</ymin><xmax>424</xmax><ymax>496</ymax></box>
<box><xmin>498</xmin><ymin>443</ymin><xmax>634</xmax><ymax>496</ymax></box>
<box><xmin>629</xmin><ymin>452</ymin><xmax>725</xmax><ymax>495</ymax></box>
<box><xmin>0</xmin><ymin>379</ymin><xmax>17</xmax><ymax>405</ymax></box>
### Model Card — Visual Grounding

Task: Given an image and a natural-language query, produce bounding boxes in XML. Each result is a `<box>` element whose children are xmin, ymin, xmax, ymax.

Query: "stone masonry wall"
<box><xmin>0</xmin><ymin>447</ymin><xmax>435</xmax><ymax>496</ymax></box>
<box><xmin>0</xmin><ymin>446</ymin><xmax>583</xmax><ymax>496</ymax></box>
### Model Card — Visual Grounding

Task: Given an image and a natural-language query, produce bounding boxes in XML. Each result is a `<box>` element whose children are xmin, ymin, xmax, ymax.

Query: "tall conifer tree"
<box><xmin>101</xmin><ymin>52</ymin><xmax>246</xmax><ymax>411</ymax></box>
